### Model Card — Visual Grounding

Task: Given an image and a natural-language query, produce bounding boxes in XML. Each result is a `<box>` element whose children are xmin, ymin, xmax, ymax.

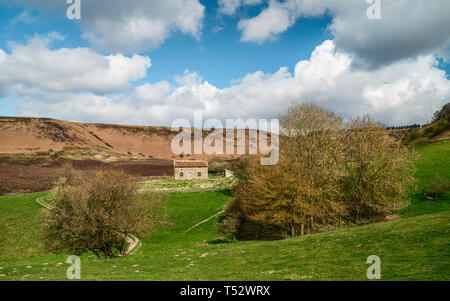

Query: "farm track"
<box><xmin>183</xmin><ymin>210</ymin><xmax>225</xmax><ymax>233</ymax></box>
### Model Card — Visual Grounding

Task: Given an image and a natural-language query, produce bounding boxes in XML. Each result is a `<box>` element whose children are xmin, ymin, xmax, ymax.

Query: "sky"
<box><xmin>0</xmin><ymin>0</ymin><xmax>449</xmax><ymax>126</ymax></box>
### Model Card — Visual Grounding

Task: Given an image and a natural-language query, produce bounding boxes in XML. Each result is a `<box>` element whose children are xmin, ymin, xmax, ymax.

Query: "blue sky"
<box><xmin>0</xmin><ymin>1</ymin><xmax>333</xmax><ymax>89</ymax></box>
<box><xmin>0</xmin><ymin>0</ymin><xmax>449</xmax><ymax>126</ymax></box>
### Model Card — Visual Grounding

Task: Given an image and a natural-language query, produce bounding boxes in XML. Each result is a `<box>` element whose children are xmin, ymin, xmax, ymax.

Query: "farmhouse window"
<box><xmin>180</xmin><ymin>172</ymin><xmax>184</xmax><ymax>177</ymax></box>
<box><xmin>198</xmin><ymin>172</ymin><xmax>201</xmax><ymax>177</ymax></box>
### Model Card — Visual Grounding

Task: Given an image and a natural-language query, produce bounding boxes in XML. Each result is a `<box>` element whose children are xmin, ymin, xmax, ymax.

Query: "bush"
<box><xmin>423</xmin><ymin>119</ymin><xmax>449</xmax><ymax>137</ymax></box>
<box><xmin>402</xmin><ymin>127</ymin><xmax>421</xmax><ymax>144</ymax></box>
<box><xmin>59</xmin><ymin>162</ymin><xmax>77</xmax><ymax>185</ymax></box>
<box><xmin>217</xmin><ymin>211</ymin><xmax>240</xmax><ymax>241</ymax></box>
<box><xmin>42</xmin><ymin>168</ymin><xmax>163</xmax><ymax>259</ymax></box>
<box><xmin>429</xmin><ymin>118</ymin><xmax>449</xmax><ymax>137</ymax></box>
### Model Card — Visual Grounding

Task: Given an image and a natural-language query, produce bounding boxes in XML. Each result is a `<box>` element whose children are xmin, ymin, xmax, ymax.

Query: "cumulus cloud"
<box><xmin>8</xmin><ymin>40</ymin><xmax>449</xmax><ymax>126</ymax></box>
<box><xmin>7</xmin><ymin>0</ymin><xmax>205</xmax><ymax>53</ymax></box>
<box><xmin>237</xmin><ymin>0</ymin><xmax>450</xmax><ymax>68</ymax></box>
<box><xmin>237</xmin><ymin>0</ymin><xmax>326</xmax><ymax>43</ymax></box>
<box><xmin>0</xmin><ymin>34</ymin><xmax>150</xmax><ymax>96</ymax></box>
<box><xmin>238</xmin><ymin>1</ymin><xmax>295</xmax><ymax>43</ymax></box>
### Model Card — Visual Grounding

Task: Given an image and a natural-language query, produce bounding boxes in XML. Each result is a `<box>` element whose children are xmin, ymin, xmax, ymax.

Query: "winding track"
<box><xmin>36</xmin><ymin>196</ymin><xmax>140</xmax><ymax>255</ymax></box>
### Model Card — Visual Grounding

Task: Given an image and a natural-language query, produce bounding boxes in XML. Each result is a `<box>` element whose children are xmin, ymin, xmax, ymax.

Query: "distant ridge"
<box><xmin>0</xmin><ymin>116</ymin><xmax>268</xmax><ymax>160</ymax></box>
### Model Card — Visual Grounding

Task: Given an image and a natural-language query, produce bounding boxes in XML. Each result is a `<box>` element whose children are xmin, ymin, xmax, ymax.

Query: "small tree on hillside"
<box><xmin>42</xmin><ymin>169</ymin><xmax>163</xmax><ymax>259</ymax></box>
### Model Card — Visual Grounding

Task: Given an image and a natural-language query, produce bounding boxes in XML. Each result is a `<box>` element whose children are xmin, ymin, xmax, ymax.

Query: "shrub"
<box><xmin>429</xmin><ymin>118</ymin><xmax>449</xmax><ymax>137</ymax></box>
<box><xmin>42</xmin><ymin>168</ymin><xmax>163</xmax><ymax>259</ymax></box>
<box><xmin>423</xmin><ymin>119</ymin><xmax>449</xmax><ymax>137</ymax></box>
<box><xmin>218</xmin><ymin>211</ymin><xmax>240</xmax><ymax>241</ymax></box>
<box><xmin>402</xmin><ymin>127</ymin><xmax>421</xmax><ymax>144</ymax></box>
<box><xmin>59</xmin><ymin>162</ymin><xmax>77</xmax><ymax>185</ymax></box>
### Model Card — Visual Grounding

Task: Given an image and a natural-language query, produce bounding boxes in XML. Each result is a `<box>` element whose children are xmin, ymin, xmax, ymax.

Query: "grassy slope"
<box><xmin>0</xmin><ymin>141</ymin><xmax>449</xmax><ymax>281</ymax></box>
<box><xmin>402</xmin><ymin>140</ymin><xmax>450</xmax><ymax>217</ymax></box>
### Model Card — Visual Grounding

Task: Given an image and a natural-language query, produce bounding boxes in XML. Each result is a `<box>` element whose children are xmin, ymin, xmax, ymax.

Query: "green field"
<box><xmin>139</xmin><ymin>175</ymin><xmax>237</xmax><ymax>193</ymax></box>
<box><xmin>0</xmin><ymin>141</ymin><xmax>449</xmax><ymax>281</ymax></box>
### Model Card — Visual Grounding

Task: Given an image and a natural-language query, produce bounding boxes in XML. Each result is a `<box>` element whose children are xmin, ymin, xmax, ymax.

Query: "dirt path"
<box><xmin>36</xmin><ymin>196</ymin><xmax>140</xmax><ymax>255</ymax></box>
<box><xmin>183</xmin><ymin>210</ymin><xmax>224</xmax><ymax>234</ymax></box>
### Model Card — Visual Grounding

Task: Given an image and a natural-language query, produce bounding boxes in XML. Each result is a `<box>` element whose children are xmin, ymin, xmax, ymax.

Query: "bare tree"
<box><xmin>342</xmin><ymin>116</ymin><xmax>417</xmax><ymax>221</ymax></box>
<box><xmin>223</xmin><ymin>104</ymin><xmax>417</xmax><ymax>239</ymax></box>
<box><xmin>42</xmin><ymin>168</ymin><xmax>163</xmax><ymax>259</ymax></box>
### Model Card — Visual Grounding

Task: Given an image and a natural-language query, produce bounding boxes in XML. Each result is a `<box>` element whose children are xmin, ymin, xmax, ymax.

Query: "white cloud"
<box><xmin>9</xmin><ymin>0</ymin><xmax>205</xmax><ymax>53</ymax></box>
<box><xmin>218</xmin><ymin>0</ymin><xmax>242</xmax><ymax>15</ymax></box>
<box><xmin>237</xmin><ymin>0</ymin><xmax>326</xmax><ymax>43</ymax></box>
<box><xmin>218</xmin><ymin>0</ymin><xmax>263</xmax><ymax>15</ymax></box>
<box><xmin>0</xmin><ymin>34</ymin><xmax>150</xmax><ymax>96</ymax></box>
<box><xmin>8</xmin><ymin>40</ymin><xmax>449</xmax><ymax>126</ymax></box>
<box><xmin>6</xmin><ymin>9</ymin><xmax>36</xmax><ymax>29</ymax></box>
<box><xmin>236</xmin><ymin>0</ymin><xmax>450</xmax><ymax>67</ymax></box>
<box><xmin>238</xmin><ymin>1</ymin><xmax>296</xmax><ymax>43</ymax></box>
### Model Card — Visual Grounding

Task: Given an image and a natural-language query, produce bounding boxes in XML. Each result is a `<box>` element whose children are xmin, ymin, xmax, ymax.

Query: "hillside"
<box><xmin>0</xmin><ymin>116</ymin><xmax>247</xmax><ymax>160</ymax></box>
<box><xmin>0</xmin><ymin>116</ymin><xmax>268</xmax><ymax>194</ymax></box>
<box><xmin>0</xmin><ymin>140</ymin><xmax>448</xmax><ymax>280</ymax></box>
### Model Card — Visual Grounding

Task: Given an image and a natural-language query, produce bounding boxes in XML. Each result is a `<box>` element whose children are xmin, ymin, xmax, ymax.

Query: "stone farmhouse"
<box><xmin>173</xmin><ymin>160</ymin><xmax>208</xmax><ymax>180</ymax></box>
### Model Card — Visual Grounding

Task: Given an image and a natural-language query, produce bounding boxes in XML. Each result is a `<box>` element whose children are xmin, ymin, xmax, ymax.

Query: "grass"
<box><xmin>0</xmin><ymin>192</ymin><xmax>48</xmax><ymax>261</ymax></box>
<box><xmin>401</xmin><ymin>140</ymin><xmax>450</xmax><ymax>217</ymax></box>
<box><xmin>0</xmin><ymin>141</ymin><xmax>448</xmax><ymax>281</ymax></box>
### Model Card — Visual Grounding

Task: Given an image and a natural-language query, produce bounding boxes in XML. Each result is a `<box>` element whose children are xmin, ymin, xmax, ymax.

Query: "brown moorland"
<box><xmin>0</xmin><ymin>116</ymin><xmax>273</xmax><ymax>194</ymax></box>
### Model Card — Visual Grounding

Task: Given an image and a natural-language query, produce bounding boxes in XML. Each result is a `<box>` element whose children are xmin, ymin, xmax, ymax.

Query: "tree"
<box><xmin>42</xmin><ymin>168</ymin><xmax>163</xmax><ymax>259</ymax></box>
<box><xmin>433</xmin><ymin>102</ymin><xmax>450</xmax><ymax>122</ymax></box>
<box><xmin>221</xmin><ymin>103</ymin><xmax>418</xmax><ymax>240</ymax></box>
<box><xmin>341</xmin><ymin>116</ymin><xmax>417</xmax><ymax>221</ymax></box>
<box><xmin>226</xmin><ymin>103</ymin><xmax>346</xmax><ymax>238</ymax></box>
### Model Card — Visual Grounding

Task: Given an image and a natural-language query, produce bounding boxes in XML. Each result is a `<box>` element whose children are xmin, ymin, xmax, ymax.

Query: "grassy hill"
<box><xmin>0</xmin><ymin>141</ymin><xmax>448</xmax><ymax>281</ymax></box>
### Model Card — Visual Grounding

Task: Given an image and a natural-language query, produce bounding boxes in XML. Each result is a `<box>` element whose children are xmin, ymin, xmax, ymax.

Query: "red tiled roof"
<box><xmin>174</xmin><ymin>160</ymin><xmax>207</xmax><ymax>167</ymax></box>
